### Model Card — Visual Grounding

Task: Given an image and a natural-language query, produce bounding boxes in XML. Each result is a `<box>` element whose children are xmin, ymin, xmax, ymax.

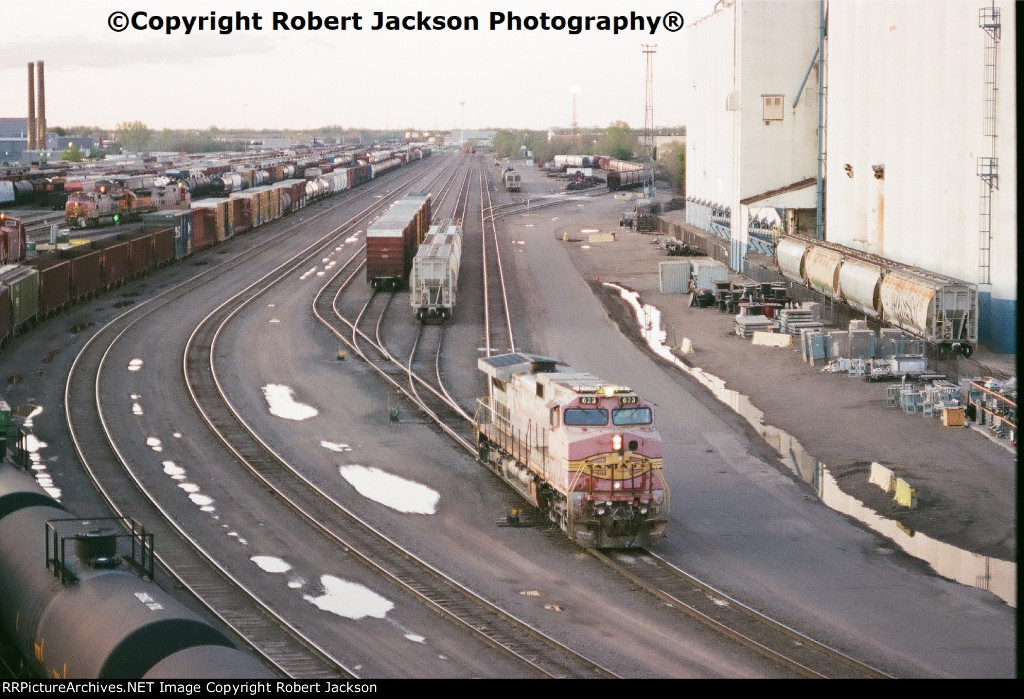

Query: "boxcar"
<box><xmin>365</xmin><ymin>193</ymin><xmax>431</xmax><ymax>290</ymax></box>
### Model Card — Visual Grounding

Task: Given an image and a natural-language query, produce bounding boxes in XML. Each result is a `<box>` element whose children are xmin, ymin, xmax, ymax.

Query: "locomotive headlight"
<box><xmin>639</xmin><ymin>506</ymin><xmax>648</xmax><ymax>515</ymax></box>
<box><xmin>596</xmin><ymin>506</ymin><xmax>606</xmax><ymax>516</ymax></box>
<box><xmin>611</xmin><ymin>434</ymin><xmax>623</xmax><ymax>452</ymax></box>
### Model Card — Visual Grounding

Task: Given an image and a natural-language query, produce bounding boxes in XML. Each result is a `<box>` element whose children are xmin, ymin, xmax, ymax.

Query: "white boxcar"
<box><xmin>409</xmin><ymin>221</ymin><xmax>462</xmax><ymax>322</ymax></box>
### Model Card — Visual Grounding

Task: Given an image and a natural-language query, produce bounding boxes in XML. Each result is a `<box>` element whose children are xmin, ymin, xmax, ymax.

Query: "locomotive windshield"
<box><xmin>563</xmin><ymin>408</ymin><xmax>609</xmax><ymax>426</ymax></box>
<box><xmin>612</xmin><ymin>407</ymin><xmax>653</xmax><ymax>426</ymax></box>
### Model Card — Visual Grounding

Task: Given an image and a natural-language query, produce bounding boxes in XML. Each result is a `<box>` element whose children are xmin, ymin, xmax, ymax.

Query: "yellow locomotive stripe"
<box><xmin>567</xmin><ymin>454</ymin><xmax>663</xmax><ymax>480</ymax></box>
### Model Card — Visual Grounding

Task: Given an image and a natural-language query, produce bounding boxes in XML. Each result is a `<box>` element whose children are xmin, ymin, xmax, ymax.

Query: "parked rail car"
<box><xmin>0</xmin><ymin>465</ymin><xmax>278</xmax><ymax>679</ymax></box>
<box><xmin>775</xmin><ymin>234</ymin><xmax>979</xmax><ymax>356</ymax></box>
<box><xmin>502</xmin><ymin>168</ymin><xmax>522</xmax><ymax>192</ymax></box>
<box><xmin>0</xmin><ymin>214</ymin><xmax>28</xmax><ymax>264</ymax></box>
<box><xmin>0</xmin><ymin>264</ymin><xmax>39</xmax><ymax>335</ymax></box>
<box><xmin>474</xmin><ymin>353</ymin><xmax>669</xmax><ymax>549</ymax></box>
<box><xmin>65</xmin><ymin>184</ymin><xmax>187</xmax><ymax>230</ymax></box>
<box><xmin>365</xmin><ymin>192</ymin><xmax>431</xmax><ymax>290</ymax></box>
<box><xmin>604</xmin><ymin>158</ymin><xmax>645</xmax><ymax>173</ymax></box>
<box><xmin>0</xmin><ymin>142</ymin><xmax>425</xmax><ymax>354</ymax></box>
<box><xmin>410</xmin><ymin>222</ymin><xmax>462</xmax><ymax>322</ymax></box>
<box><xmin>0</xmin><ymin>283</ymin><xmax>11</xmax><ymax>349</ymax></box>
<box><xmin>607</xmin><ymin>169</ymin><xmax>650</xmax><ymax>192</ymax></box>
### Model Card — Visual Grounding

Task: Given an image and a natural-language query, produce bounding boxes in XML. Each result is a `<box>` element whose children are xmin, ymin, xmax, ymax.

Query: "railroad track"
<box><xmin>65</xmin><ymin>163</ymin><xmax>439</xmax><ymax>678</ymax></box>
<box><xmin>184</xmin><ymin>158</ymin><xmax>615</xmax><ymax>679</ymax></box>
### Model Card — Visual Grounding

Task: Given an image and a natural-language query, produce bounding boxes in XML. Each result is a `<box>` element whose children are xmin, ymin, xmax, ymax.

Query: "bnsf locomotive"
<box><xmin>474</xmin><ymin>353</ymin><xmax>669</xmax><ymax>548</ymax></box>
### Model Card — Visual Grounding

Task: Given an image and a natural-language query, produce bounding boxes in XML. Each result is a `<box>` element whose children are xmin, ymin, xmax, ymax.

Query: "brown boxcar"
<box><xmin>25</xmin><ymin>253</ymin><xmax>72</xmax><ymax>318</ymax></box>
<box><xmin>192</xmin><ymin>209</ymin><xmax>214</xmax><ymax>252</ymax></box>
<box><xmin>365</xmin><ymin>193</ymin><xmax>431</xmax><ymax>290</ymax></box>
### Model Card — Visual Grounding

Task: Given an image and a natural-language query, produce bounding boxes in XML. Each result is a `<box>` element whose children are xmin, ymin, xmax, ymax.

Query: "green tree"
<box><xmin>602</xmin><ymin>121</ymin><xmax>635</xmax><ymax>161</ymax></box>
<box><xmin>658</xmin><ymin>142</ymin><xmax>687</xmax><ymax>194</ymax></box>
<box><xmin>115</xmin><ymin>120</ymin><xmax>153</xmax><ymax>153</ymax></box>
<box><xmin>60</xmin><ymin>144</ymin><xmax>84</xmax><ymax>162</ymax></box>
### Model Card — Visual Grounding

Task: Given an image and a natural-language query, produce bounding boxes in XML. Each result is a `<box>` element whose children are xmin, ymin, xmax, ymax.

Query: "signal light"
<box><xmin>112</xmin><ymin>214</ymin><xmax>120</xmax><ymax>223</ymax></box>
<box><xmin>611</xmin><ymin>434</ymin><xmax>623</xmax><ymax>453</ymax></box>
<box><xmin>99</xmin><ymin>185</ymin><xmax>107</xmax><ymax>194</ymax></box>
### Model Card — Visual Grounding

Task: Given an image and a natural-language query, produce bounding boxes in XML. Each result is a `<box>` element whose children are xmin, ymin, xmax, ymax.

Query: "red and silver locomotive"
<box><xmin>475</xmin><ymin>353</ymin><xmax>669</xmax><ymax>548</ymax></box>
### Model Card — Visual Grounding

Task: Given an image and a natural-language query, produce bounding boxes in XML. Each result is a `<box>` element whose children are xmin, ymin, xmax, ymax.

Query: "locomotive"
<box><xmin>474</xmin><ymin>353</ymin><xmax>669</xmax><ymax>548</ymax></box>
<box><xmin>65</xmin><ymin>182</ymin><xmax>190</xmax><ymax>229</ymax></box>
<box><xmin>0</xmin><ymin>214</ymin><xmax>27</xmax><ymax>264</ymax></box>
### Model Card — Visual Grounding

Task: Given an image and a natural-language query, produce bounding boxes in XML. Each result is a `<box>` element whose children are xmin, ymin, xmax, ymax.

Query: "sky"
<box><xmin>2</xmin><ymin>0</ymin><xmax>717</xmax><ymax>133</ymax></box>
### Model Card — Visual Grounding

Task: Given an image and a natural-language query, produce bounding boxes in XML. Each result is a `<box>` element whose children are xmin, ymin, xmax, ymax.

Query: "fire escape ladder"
<box><xmin>977</xmin><ymin>3</ymin><xmax>1000</xmax><ymax>285</ymax></box>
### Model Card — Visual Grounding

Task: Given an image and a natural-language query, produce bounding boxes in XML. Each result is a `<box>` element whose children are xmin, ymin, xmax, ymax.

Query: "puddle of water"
<box><xmin>338</xmin><ymin>464</ymin><xmax>439</xmax><ymax>515</ymax></box>
<box><xmin>262</xmin><ymin>384</ymin><xmax>318</xmax><ymax>421</ymax></box>
<box><xmin>606</xmin><ymin>282</ymin><xmax>1016</xmax><ymax>607</ymax></box>
<box><xmin>303</xmin><ymin>574</ymin><xmax>394</xmax><ymax>619</ymax></box>
<box><xmin>252</xmin><ymin>555</ymin><xmax>292</xmax><ymax>574</ymax></box>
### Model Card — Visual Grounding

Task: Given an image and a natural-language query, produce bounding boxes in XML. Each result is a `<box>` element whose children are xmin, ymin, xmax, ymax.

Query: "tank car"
<box><xmin>0</xmin><ymin>465</ymin><xmax>278</xmax><ymax>679</ymax></box>
<box><xmin>409</xmin><ymin>222</ymin><xmax>462</xmax><ymax>322</ymax></box>
<box><xmin>474</xmin><ymin>353</ymin><xmax>670</xmax><ymax>548</ymax></box>
<box><xmin>365</xmin><ymin>192</ymin><xmax>431</xmax><ymax>290</ymax></box>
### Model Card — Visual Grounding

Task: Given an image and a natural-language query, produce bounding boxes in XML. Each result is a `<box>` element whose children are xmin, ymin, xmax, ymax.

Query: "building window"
<box><xmin>762</xmin><ymin>94</ymin><xmax>784</xmax><ymax>122</ymax></box>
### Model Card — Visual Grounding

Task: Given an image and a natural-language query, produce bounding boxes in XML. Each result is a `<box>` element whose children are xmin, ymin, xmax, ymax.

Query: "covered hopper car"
<box><xmin>410</xmin><ymin>221</ymin><xmax>462</xmax><ymax>322</ymax></box>
<box><xmin>775</xmin><ymin>234</ymin><xmax>978</xmax><ymax>357</ymax></box>
<box><xmin>474</xmin><ymin>353</ymin><xmax>669</xmax><ymax>549</ymax></box>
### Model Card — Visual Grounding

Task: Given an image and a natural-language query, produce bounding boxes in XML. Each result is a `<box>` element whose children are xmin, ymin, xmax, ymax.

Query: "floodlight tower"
<box><xmin>642</xmin><ymin>44</ymin><xmax>657</xmax><ymax>197</ymax></box>
<box><xmin>569</xmin><ymin>86</ymin><xmax>582</xmax><ymax>152</ymax></box>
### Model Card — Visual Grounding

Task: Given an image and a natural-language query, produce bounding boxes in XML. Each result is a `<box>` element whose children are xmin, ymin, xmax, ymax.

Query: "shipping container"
<box><xmin>690</xmin><ymin>258</ymin><xmax>730</xmax><ymax>291</ymax></box>
<box><xmin>658</xmin><ymin>260</ymin><xmax>691</xmax><ymax>294</ymax></box>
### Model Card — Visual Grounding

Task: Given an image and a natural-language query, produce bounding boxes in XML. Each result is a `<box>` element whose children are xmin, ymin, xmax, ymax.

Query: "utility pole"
<box><xmin>642</xmin><ymin>44</ymin><xmax>657</xmax><ymax>197</ymax></box>
<box><xmin>460</xmin><ymin>101</ymin><xmax>465</xmax><ymax>147</ymax></box>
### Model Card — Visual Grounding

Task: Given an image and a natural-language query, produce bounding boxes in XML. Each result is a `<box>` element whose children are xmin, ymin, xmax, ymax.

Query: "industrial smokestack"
<box><xmin>36</xmin><ymin>60</ymin><xmax>46</xmax><ymax>150</ymax></box>
<box><xmin>27</xmin><ymin>62</ymin><xmax>36</xmax><ymax>151</ymax></box>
